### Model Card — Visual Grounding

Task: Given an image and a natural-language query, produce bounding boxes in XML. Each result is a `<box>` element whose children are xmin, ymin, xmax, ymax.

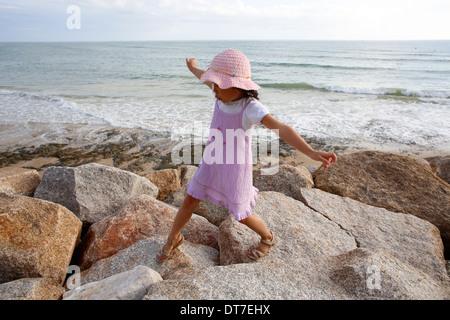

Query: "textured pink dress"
<box><xmin>186</xmin><ymin>98</ymin><xmax>259</xmax><ymax>221</ymax></box>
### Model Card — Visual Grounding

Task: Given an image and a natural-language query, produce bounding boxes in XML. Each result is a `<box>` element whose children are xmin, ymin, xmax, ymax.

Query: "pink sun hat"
<box><xmin>200</xmin><ymin>48</ymin><xmax>260</xmax><ymax>91</ymax></box>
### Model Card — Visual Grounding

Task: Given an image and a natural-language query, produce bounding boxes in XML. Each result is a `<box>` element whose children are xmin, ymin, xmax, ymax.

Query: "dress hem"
<box><xmin>186</xmin><ymin>180</ymin><xmax>259</xmax><ymax>221</ymax></box>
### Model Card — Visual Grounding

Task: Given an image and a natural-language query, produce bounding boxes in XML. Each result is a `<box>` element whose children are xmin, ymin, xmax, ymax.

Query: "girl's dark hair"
<box><xmin>240</xmin><ymin>89</ymin><xmax>259</xmax><ymax>100</ymax></box>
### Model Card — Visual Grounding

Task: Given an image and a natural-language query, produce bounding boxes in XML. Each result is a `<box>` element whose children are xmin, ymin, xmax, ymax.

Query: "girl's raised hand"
<box><xmin>186</xmin><ymin>58</ymin><xmax>211</xmax><ymax>87</ymax></box>
<box><xmin>186</xmin><ymin>58</ymin><xmax>197</xmax><ymax>71</ymax></box>
<box><xmin>308</xmin><ymin>150</ymin><xmax>337</xmax><ymax>170</ymax></box>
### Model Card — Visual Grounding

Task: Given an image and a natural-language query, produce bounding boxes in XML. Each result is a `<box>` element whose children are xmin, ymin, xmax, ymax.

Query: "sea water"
<box><xmin>0</xmin><ymin>40</ymin><xmax>449</xmax><ymax>154</ymax></box>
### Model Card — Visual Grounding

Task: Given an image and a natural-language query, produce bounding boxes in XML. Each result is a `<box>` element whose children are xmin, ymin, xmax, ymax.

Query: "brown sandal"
<box><xmin>247</xmin><ymin>231</ymin><xmax>275</xmax><ymax>261</ymax></box>
<box><xmin>156</xmin><ymin>234</ymin><xmax>184</xmax><ymax>263</ymax></box>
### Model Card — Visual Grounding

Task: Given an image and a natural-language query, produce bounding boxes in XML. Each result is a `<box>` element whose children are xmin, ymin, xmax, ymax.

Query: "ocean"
<box><xmin>0</xmin><ymin>40</ymin><xmax>449</xmax><ymax>155</ymax></box>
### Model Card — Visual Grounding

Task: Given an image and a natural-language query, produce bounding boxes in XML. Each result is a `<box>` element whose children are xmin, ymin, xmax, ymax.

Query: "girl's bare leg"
<box><xmin>239</xmin><ymin>215</ymin><xmax>273</xmax><ymax>252</ymax></box>
<box><xmin>162</xmin><ymin>194</ymin><xmax>201</xmax><ymax>252</ymax></box>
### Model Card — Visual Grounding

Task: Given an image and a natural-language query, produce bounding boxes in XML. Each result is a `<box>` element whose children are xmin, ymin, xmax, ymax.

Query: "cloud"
<box><xmin>155</xmin><ymin>0</ymin><xmax>311</xmax><ymax>19</ymax></box>
<box><xmin>0</xmin><ymin>0</ymin><xmax>449</xmax><ymax>41</ymax></box>
<box><xmin>316</xmin><ymin>0</ymin><xmax>450</xmax><ymax>40</ymax></box>
<box><xmin>82</xmin><ymin>0</ymin><xmax>148</xmax><ymax>11</ymax></box>
<box><xmin>70</xmin><ymin>0</ymin><xmax>312</xmax><ymax>20</ymax></box>
<box><xmin>0</xmin><ymin>4</ymin><xmax>20</xmax><ymax>9</ymax></box>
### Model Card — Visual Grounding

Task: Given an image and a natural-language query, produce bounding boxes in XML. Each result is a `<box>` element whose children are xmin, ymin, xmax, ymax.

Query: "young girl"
<box><xmin>156</xmin><ymin>49</ymin><xmax>337</xmax><ymax>262</ymax></box>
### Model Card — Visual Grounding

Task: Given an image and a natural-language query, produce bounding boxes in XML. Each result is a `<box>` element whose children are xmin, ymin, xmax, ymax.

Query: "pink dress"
<box><xmin>186</xmin><ymin>98</ymin><xmax>259</xmax><ymax>221</ymax></box>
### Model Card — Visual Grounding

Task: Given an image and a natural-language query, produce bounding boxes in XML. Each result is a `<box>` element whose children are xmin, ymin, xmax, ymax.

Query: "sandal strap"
<box><xmin>159</xmin><ymin>235</ymin><xmax>183</xmax><ymax>258</ymax></box>
<box><xmin>159</xmin><ymin>247</ymin><xmax>171</xmax><ymax>256</ymax></box>
<box><xmin>249</xmin><ymin>248</ymin><xmax>266</xmax><ymax>259</ymax></box>
<box><xmin>260</xmin><ymin>232</ymin><xmax>275</xmax><ymax>246</ymax></box>
<box><xmin>156</xmin><ymin>247</ymin><xmax>171</xmax><ymax>263</ymax></box>
<box><xmin>167</xmin><ymin>234</ymin><xmax>182</xmax><ymax>247</ymax></box>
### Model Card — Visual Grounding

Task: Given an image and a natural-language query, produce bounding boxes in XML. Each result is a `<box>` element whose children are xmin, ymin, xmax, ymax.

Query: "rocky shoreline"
<box><xmin>0</xmin><ymin>124</ymin><xmax>180</xmax><ymax>175</ymax></box>
<box><xmin>1</xmin><ymin>123</ymin><xmax>447</xmax><ymax>176</ymax></box>
<box><xmin>0</xmin><ymin>125</ymin><xmax>449</xmax><ymax>300</ymax></box>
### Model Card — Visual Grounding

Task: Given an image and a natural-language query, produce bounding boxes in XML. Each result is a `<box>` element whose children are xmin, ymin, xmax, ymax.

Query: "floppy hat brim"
<box><xmin>200</xmin><ymin>68</ymin><xmax>260</xmax><ymax>91</ymax></box>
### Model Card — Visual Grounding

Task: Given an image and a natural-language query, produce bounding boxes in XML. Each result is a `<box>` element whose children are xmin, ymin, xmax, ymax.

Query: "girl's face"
<box><xmin>213</xmin><ymin>83</ymin><xmax>244</xmax><ymax>103</ymax></box>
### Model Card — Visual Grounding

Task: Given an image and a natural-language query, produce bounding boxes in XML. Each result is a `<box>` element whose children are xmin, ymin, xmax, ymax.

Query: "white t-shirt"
<box><xmin>217</xmin><ymin>97</ymin><xmax>270</xmax><ymax>131</ymax></box>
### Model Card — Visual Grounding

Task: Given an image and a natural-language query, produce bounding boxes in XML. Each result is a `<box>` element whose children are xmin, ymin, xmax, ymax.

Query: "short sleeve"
<box><xmin>244</xmin><ymin>99</ymin><xmax>270</xmax><ymax>128</ymax></box>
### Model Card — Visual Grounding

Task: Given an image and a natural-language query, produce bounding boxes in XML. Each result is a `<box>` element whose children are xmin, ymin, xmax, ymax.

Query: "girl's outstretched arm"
<box><xmin>186</xmin><ymin>58</ymin><xmax>212</xmax><ymax>89</ymax></box>
<box><xmin>261</xmin><ymin>114</ymin><xmax>337</xmax><ymax>169</ymax></box>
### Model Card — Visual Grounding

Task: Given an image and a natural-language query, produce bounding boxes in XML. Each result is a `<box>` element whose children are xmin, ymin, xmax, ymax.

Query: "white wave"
<box><xmin>0</xmin><ymin>90</ymin><xmax>111</xmax><ymax>125</ymax></box>
<box><xmin>261</xmin><ymin>82</ymin><xmax>450</xmax><ymax>99</ymax></box>
<box><xmin>267</xmin><ymin>91</ymin><xmax>450</xmax><ymax>153</ymax></box>
<box><xmin>1</xmin><ymin>87</ymin><xmax>449</xmax><ymax>154</ymax></box>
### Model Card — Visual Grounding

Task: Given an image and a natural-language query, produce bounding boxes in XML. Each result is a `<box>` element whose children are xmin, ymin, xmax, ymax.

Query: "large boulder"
<box><xmin>218</xmin><ymin>189</ymin><xmax>447</xmax><ymax>281</ymax></box>
<box><xmin>0</xmin><ymin>170</ymin><xmax>41</xmax><ymax>196</ymax></box>
<box><xmin>330</xmin><ymin>248</ymin><xmax>448</xmax><ymax>300</ymax></box>
<box><xmin>145</xmin><ymin>246</ymin><xmax>449</xmax><ymax>300</ymax></box>
<box><xmin>34</xmin><ymin>163</ymin><xmax>158</xmax><ymax>225</ymax></box>
<box><xmin>253</xmin><ymin>164</ymin><xmax>314</xmax><ymax>200</ymax></box>
<box><xmin>190</xmin><ymin>199</ymin><xmax>230</xmax><ymax>227</ymax></box>
<box><xmin>71</xmin><ymin>237</ymin><xmax>218</xmax><ymax>285</ymax></box>
<box><xmin>0</xmin><ymin>278</ymin><xmax>65</xmax><ymax>300</ymax></box>
<box><xmin>218</xmin><ymin>191</ymin><xmax>356</xmax><ymax>266</ymax></box>
<box><xmin>300</xmin><ymin>188</ymin><xmax>447</xmax><ymax>280</ymax></box>
<box><xmin>143</xmin><ymin>168</ymin><xmax>181</xmax><ymax>202</ymax></box>
<box><xmin>0</xmin><ymin>192</ymin><xmax>82</xmax><ymax>284</ymax></box>
<box><xmin>144</xmin><ymin>191</ymin><xmax>449</xmax><ymax>300</ymax></box>
<box><xmin>145</xmin><ymin>262</ymin><xmax>340</xmax><ymax>300</ymax></box>
<box><xmin>63</xmin><ymin>265</ymin><xmax>162</xmax><ymax>300</ymax></box>
<box><xmin>425</xmin><ymin>155</ymin><xmax>450</xmax><ymax>184</ymax></box>
<box><xmin>77</xmin><ymin>194</ymin><xmax>218</xmax><ymax>270</ymax></box>
<box><xmin>313</xmin><ymin>151</ymin><xmax>450</xmax><ymax>256</ymax></box>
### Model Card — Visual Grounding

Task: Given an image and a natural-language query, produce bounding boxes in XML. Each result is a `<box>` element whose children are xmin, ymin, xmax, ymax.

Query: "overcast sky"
<box><xmin>1</xmin><ymin>0</ymin><xmax>449</xmax><ymax>42</ymax></box>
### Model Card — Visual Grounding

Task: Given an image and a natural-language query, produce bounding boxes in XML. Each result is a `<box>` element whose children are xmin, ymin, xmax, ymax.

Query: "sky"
<box><xmin>1</xmin><ymin>0</ymin><xmax>450</xmax><ymax>42</ymax></box>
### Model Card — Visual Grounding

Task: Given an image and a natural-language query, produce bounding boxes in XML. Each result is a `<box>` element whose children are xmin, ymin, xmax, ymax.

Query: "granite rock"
<box><xmin>425</xmin><ymin>155</ymin><xmax>450</xmax><ymax>184</ymax></box>
<box><xmin>77</xmin><ymin>194</ymin><xmax>218</xmax><ymax>270</ymax></box>
<box><xmin>0</xmin><ymin>170</ymin><xmax>41</xmax><ymax>196</ymax></box>
<box><xmin>63</xmin><ymin>265</ymin><xmax>162</xmax><ymax>300</ymax></box>
<box><xmin>71</xmin><ymin>237</ymin><xmax>218</xmax><ymax>285</ymax></box>
<box><xmin>313</xmin><ymin>151</ymin><xmax>450</xmax><ymax>256</ymax></box>
<box><xmin>144</xmin><ymin>191</ymin><xmax>449</xmax><ymax>300</ymax></box>
<box><xmin>300</xmin><ymin>188</ymin><xmax>447</xmax><ymax>280</ymax></box>
<box><xmin>34</xmin><ymin>163</ymin><xmax>158</xmax><ymax>225</ymax></box>
<box><xmin>330</xmin><ymin>248</ymin><xmax>449</xmax><ymax>299</ymax></box>
<box><xmin>253</xmin><ymin>164</ymin><xmax>314</xmax><ymax>200</ymax></box>
<box><xmin>0</xmin><ymin>278</ymin><xmax>65</xmax><ymax>300</ymax></box>
<box><xmin>0</xmin><ymin>192</ymin><xmax>81</xmax><ymax>284</ymax></box>
<box><xmin>143</xmin><ymin>168</ymin><xmax>181</xmax><ymax>202</ymax></box>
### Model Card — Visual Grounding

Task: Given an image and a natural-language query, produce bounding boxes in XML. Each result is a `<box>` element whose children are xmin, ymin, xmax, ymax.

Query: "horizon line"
<box><xmin>1</xmin><ymin>39</ymin><xmax>450</xmax><ymax>43</ymax></box>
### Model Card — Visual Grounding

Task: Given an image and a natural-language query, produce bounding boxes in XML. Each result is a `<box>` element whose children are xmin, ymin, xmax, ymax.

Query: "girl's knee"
<box><xmin>183</xmin><ymin>194</ymin><xmax>201</xmax><ymax>208</ymax></box>
<box><xmin>238</xmin><ymin>215</ymin><xmax>251</xmax><ymax>225</ymax></box>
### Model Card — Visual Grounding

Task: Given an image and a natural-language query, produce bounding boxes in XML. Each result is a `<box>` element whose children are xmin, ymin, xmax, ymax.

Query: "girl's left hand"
<box><xmin>308</xmin><ymin>151</ymin><xmax>337</xmax><ymax>170</ymax></box>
